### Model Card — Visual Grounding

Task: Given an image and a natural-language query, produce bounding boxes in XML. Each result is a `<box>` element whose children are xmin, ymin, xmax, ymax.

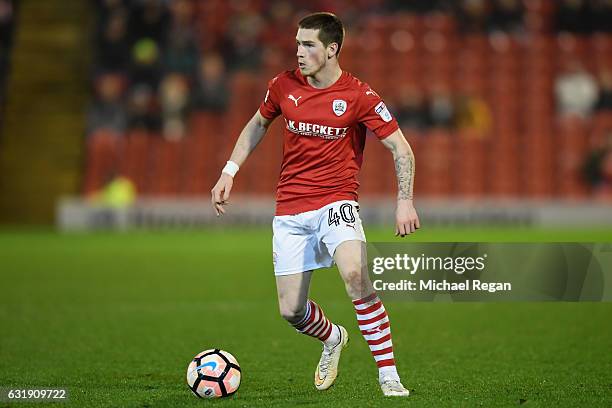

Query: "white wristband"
<box><xmin>222</xmin><ymin>161</ymin><xmax>240</xmax><ymax>177</ymax></box>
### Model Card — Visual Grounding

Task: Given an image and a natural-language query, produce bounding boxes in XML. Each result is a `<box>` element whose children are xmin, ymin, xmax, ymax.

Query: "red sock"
<box><xmin>292</xmin><ymin>299</ymin><xmax>334</xmax><ymax>342</ymax></box>
<box><xmin>353</xmin><ymin>293</ymin><xmax>396</xmax><ymax>369</ymax></box>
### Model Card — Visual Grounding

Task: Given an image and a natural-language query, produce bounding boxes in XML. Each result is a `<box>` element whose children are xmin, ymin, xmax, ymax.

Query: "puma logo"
<box><xmin>288</xmin><ymin>94</ymin><xmax>302</xmax><ymax>106</ymax></box>
<box><xmin>365</xmin><ymin>89</ymin><xmax>378</xmax><ymax>96</ymax></box>
<box><xmin>362</xmin><ymin>326</ymin><xmax>384</xmax><ymax>336</ymax></box>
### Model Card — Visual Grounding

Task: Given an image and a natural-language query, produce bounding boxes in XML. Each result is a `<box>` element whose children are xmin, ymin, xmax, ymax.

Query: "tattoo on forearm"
<box><xmin>394</xmin><ymin>152</ymin><xmax>414</xmax><ymax>200</ymax></box>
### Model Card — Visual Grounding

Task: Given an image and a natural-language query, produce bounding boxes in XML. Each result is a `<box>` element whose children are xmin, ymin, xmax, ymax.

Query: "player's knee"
<box><xmin>279</xmin><ymin>303</ymin><xmax>306</xmax><ymax>324</ymax></box>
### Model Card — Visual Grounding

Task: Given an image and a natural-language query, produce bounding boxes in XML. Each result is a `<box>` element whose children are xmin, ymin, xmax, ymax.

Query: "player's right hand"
<box><xmin>211</xmin><ymin>174</ymin><xmax>233</xmax><ymax>216</ymax></box>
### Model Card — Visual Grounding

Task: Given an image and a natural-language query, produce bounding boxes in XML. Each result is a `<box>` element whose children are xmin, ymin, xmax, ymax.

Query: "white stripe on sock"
<box><xmin>369</xmin><ymin>340</ymin><xmax>394</xmax><ymax>352</ymax></box>
<box><xmin>358</xmin><ymin>315</ymin><xmax>389</xmax><ymax>331</ymax></box>
<box><xmin>356</xmin><ymin>305</ymin><xmax>386</xmax><ymax>321</ymax></box>
<box><xmin>374</xmin><ymin>352</ymin><xmax>395</xmax><ymax>362</ymax></box>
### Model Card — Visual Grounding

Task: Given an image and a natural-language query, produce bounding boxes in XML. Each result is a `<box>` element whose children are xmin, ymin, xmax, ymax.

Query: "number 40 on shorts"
<box><xmin>328</xmin><ymin>203</ymin><xmax>357</xmax><ymax>227</ymax></box>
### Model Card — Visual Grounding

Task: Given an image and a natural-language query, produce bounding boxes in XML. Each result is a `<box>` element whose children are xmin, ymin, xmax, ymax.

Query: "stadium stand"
<box><xmin>84</xmin><ymin>0</ymin><xmax>612</xmax><ymax>200</ymax></box>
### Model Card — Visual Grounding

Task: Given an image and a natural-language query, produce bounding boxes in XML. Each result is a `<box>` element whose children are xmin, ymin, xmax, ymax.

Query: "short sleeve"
<box><xmin>259</xmin><ymin>76</ymin><xmax>282</xmax><ymax>120</ymax></box>
<box><xmin>356</xmin><ymin>86</ymin><xmax>399</xmax><ymax>139</ymax></box>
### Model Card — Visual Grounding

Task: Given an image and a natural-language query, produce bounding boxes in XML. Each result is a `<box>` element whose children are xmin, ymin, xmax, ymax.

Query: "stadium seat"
<box><xmin>359</xmin><ymin>137</ymin><xmax>386</xmax><ymax>195</ymax></box>
<box><xmin>83</xmin><ymin>130</ymin><xmax>121</xmax><ymax>195</ymax></box>
<box><xmin>591</xmin><ymin>112</ymin><xmax>612</xmax><ymax>146</ymax></box>
<box><xmin>149</xmin><ymin>138</ymin><xmax>183</xmax><ymax>196</ymax></box>
<box><xmin>489</xmin><ymin>135</ymin><xmax>521</xmax><ymax>196</ymax></box>
<box><xmin>524</xmin><ymin>0</ymin><xmax>555</xmax><ymax>32</ymax></box>
<box><xmin>118</xmin><ymin>130</ymin><xmax>151</xmax><ymax>195</ymax></box>
<box><xmin>423</xmin><ymin>12</ymin><xmax>455</xmax><ymax>35</ymax></box>
<box><xmin>391</xmin><ymin>13</ymin><xmax>424</xmax><ymax>36</ymax></box>
<box><xmin>522</xmin><ymin>126</ymin><xmax>556</xmax><ymax>197</ymax></box>
<box><xmin>454</xmin><ymin>134</ymin><xmax>486</xmax><ymax>196</ymax></box>
<box><xmin>180</xmin><ymin>130</ymin><xmax>207</xmax><ymax>196</ymax></box>
<box><xmin>419</xmin><ymin>130</ymin><xmax>453</xmax><ymax>196</ymax></box>
<box><xmin>557</xmin><ymin>116</ymin><xmax>590</xmax><ymax>197</ymax></box>
<box><xmin>591</xmin><ymin>34</ymin><xmax>612</xmax><ymax>69</ymax></box>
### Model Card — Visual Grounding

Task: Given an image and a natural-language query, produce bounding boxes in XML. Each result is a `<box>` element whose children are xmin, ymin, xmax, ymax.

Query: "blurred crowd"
<box><xmin>389</xmin><ymin>0</ymin><xmax>612</xmax><ymax>33</ymax></box>
<box><xmin>90</xmin><ymin>0</ymin><xmax>222</xmax><ymax>140</ymax></box>
<box><xmin>88</xmin><ymin>0</ymin><xmax>612</xmax><ymax>137</ymax></box>
<box><xmin>0</xmin><ymin>0</ymin><xmax>15</xmax><ymax>113</ymax></box>
<box><xmin>85</xmin><ymin>0</ymin><xmax>612</xmax><ymax>197</ymax></box>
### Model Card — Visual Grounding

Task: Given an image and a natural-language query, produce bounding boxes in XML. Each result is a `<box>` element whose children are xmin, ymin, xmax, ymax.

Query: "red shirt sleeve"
<box><xmin>259</xmin><ymin>75</ymin><xmax>282</xmax><ymax>120</ymax></box>
<box><xmin>356</xmin><ymin>86</ymin><xmax>399</xmax><ymax>139</ymax></box>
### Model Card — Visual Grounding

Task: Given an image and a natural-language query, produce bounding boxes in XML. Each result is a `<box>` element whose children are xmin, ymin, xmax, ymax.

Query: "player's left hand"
<box><xmin>395</xmin><ymin>199</ymin><xmax>420</xmax><ymax>237</ymax></box>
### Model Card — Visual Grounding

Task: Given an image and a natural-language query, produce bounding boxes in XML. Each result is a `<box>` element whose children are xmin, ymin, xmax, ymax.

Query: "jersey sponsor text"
<box><xmin>285</xmin><ymin>118</ymin><xmax>349</xmax><ymax>139</ymax></box>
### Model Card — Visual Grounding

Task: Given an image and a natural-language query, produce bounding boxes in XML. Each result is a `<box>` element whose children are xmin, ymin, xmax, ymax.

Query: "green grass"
<box><xmin>0</xmin><ymin>227</ymin><xmax>611</xmax><ymax>407</ymax></box>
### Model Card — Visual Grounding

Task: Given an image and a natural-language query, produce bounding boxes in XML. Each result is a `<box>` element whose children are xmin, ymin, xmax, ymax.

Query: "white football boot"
<box><xmin>380</xmin><ymin>376</ymin><xmax>410</xmax><ymax>397</ymax></box>
<box><xmin>314</xmin><ymin>325</ymin><xmax>349</xmax><ymax>390</ymax></box>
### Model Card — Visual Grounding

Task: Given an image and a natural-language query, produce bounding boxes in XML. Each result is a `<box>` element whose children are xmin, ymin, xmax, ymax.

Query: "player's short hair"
<box><xmin>298</xmin><ymin>12</ymin><xmax>345</xmax><ymax>57</ymax></box>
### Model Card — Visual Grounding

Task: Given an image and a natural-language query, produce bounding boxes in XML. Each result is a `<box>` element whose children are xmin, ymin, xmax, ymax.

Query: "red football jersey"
<box><xmin>259</xmin><ymin>69</ymin><xmax>399</xmax><ymax>216</ymax></box>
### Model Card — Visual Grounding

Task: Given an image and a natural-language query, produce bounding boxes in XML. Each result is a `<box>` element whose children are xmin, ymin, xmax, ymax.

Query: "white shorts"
<box><xmin>272</xmin><ymin>200</ymin><xmax>367</xmax><ymax>276</ymax></box>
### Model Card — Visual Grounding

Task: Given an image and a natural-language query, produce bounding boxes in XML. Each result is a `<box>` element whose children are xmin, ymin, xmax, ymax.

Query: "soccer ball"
<box><xmin>186</xmin><ymin>349</ymin><xmax>241</xmax><ymax>398</ymax></box>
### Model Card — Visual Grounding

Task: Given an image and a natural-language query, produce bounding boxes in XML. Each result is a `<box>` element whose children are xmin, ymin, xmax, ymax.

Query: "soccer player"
<box><xmin>211</xmin><ymin>12</ymin><xmax>419</xmax><ymax>397</ymax></box>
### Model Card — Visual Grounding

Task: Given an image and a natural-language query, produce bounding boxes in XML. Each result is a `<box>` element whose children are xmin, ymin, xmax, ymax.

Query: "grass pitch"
<box><xmin>0</xmin><ymin>227</ymin><xmax>611</xmax><ymax>407</ymax></box>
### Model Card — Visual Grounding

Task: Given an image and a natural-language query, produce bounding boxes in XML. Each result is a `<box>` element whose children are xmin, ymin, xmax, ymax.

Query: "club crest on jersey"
<box><xmin>332</xmin><ymin>99</ymin><xmax>347</xmax><ymax>116</ymax></box>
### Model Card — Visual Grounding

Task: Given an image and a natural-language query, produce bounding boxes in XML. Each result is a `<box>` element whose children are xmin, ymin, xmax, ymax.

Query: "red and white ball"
<box><xmin>186</xmin><ymin>349</ymin><xmax>241</xmax><ymax>398</ymax></box>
